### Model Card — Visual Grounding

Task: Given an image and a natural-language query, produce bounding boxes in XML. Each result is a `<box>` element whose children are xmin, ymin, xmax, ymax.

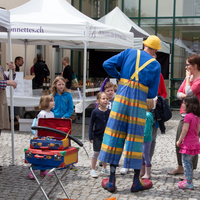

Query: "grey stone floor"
<box><xmin>0</xmin><ymin>111</ymin><xmax>200</xmax><ymax>200</ymax></box>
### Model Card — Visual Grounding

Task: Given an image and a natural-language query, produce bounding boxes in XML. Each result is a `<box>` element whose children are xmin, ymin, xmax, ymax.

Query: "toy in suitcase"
<box><xmin>30</xmin><ymin>118</ymin><xmax>72</xmax><ymax>150</ymax></box>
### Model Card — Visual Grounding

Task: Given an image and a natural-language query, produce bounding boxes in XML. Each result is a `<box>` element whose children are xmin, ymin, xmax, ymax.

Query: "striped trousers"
<box><xmin>99</xmin><ymin>78</ymin><xmax>148</xmax><ymax>169</ymax></box>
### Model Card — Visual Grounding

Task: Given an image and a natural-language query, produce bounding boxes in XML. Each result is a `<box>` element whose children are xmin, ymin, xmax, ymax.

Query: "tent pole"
<box><xmin>8</xmin><ymin>31</ymin><xmax>15</xmax><ymax>166</ymax></box>
<box><xmin>51</xmin><ymin>46</ymin><xmax>54</xmax><ymax>84</ymax></box>
<box><xmin>82</xmin><ymin>41</ymin><xmax>87</xmax><ymax>141</ymax></box>
<box><xmin>24</xmin><ymin>40</ymin><xmax>27</xmax><ymax>77</ymax></box>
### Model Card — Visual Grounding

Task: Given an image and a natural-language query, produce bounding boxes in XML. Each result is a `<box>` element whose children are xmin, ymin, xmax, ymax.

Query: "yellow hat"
<box><xmin>143</xmin><ymin>35</ymin><xmax>161</xmax><ymax>50</ymax></box>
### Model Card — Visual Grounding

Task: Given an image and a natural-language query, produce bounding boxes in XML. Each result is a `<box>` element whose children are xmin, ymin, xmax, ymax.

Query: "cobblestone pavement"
<box><xmin>1</xmin><ymin>111</ymin><xmax>200</xmax><ymax>200</ymax></box>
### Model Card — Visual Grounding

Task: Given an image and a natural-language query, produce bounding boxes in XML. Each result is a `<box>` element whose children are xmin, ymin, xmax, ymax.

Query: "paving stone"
<box><xmin>0</xmin><ymin>111</ymin><xmax>200</xmax><ymax>199</ymax></box>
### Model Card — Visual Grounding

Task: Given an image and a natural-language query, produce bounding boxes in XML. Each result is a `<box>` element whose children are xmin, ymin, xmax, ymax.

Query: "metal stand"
<box><xmin>28</xmin><ymin>165</ymin><xmax>71</xmax><ymax>200</ymax></box>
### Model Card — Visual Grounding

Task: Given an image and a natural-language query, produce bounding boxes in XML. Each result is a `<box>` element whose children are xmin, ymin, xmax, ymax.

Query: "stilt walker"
<box><xmin>99</xmin><ymin>35</ymin><xmax>162</xmax><ymax>192</ymax></box>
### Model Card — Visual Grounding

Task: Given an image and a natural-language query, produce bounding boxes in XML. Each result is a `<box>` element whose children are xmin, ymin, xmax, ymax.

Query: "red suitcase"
<box><xmin>30</xmin><ymin>118</ymin><xmax>72</xmax><ymax>150</ymax></box>
<box><xmin>25</xmin><ymin>146</ymin><xmax>78</xmax><ymax>168</ymax></box>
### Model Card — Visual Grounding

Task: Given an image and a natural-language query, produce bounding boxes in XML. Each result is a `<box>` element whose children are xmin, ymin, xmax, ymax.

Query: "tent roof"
<box><xmin>0</xmin><ymin>9</ymin><xmax>10</xmax><ymax>32</ymax></box>
<box><xmin>98</xmin><ymin>7</ymin><xmax>170</xmax><ymax>54</ymax></box>
<box><xmin>0</xmin><ymin>0</ymin><xmax>133</xmax><ymax>49</ymax></box>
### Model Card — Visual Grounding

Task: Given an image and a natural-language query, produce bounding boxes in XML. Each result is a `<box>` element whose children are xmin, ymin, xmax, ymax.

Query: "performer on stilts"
<box><xmin>99</xmin><ymin>35</ymin><xmax>162</xmax><ymax>192</ymax></box>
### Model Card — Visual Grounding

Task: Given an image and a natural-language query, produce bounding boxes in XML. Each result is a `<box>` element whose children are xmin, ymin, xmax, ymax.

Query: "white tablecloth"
<box><xmin>7</xmin><ymin>96</ymin><xmax>97</xmax><ymax>113</ymax></box>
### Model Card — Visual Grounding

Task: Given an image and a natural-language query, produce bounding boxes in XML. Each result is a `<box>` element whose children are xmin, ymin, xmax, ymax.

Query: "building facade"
<box><xmin>0</xmin><ymin>0</ymin><xmax>200</xmax><ymax>107</ymax></box>
<box><xmin>72</xmin><ymin>0</ymin><xmax>200</xmax><ymax>107</ymax></box>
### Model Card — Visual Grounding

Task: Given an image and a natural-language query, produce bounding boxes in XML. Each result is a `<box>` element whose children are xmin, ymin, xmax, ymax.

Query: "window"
<box><xmin>82</xmin><ymin>0</ymin><xmax>106</xmax><ymax>18</ymax></box>
<box><xmin>107</xmin><ymin>0</ymin><xmax>122</xmax><ymax>12</ymax></box>
<box><xmin>176</xmin><ymin>0</ymin><xmax>200</xmax><ymax>16</ymax></box>
<box><xmin>124</xmin><ymin>0</ymin><xmax>139</xmax><ymax>17</ymax></box>
<box><xmin>173</xmin><ymin>18</ymin><xmax>200</xmax><ymax>78</ymax></box>
<box><xmin>158</xmin><ymin>0</ymin><xmax>174</xmax><ymax>17</ymax></box>
<box><xmin>141</xmin><ymin>0</ymin><xmax>156</xmax><ymax>17</ymax></box>
<box><xmin>140</xmin><ymin>19</ymin><xmax>155</xmax><ymax>35</ymax></box>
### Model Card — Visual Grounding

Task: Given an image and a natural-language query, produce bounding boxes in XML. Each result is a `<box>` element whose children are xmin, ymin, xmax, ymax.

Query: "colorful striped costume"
<box><xmin>99</xmin><ymin>49</ymin><xmax>161</xmax><ymax>169</ymax></box>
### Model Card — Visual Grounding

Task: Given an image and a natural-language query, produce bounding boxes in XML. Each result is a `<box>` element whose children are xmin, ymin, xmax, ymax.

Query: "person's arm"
<box><xmin>44</xmin><ymin>64</ymin><xmax>50</xmax><ymax>76</ymax></box>
<box><xmin>103</xmin><ymin>50</ymin><xmax>128</xmax><ymax>80</ymax></box>
<box><xmin>158</xmin><ymin>74</ymin><xmax>167</xmax><ymax>98</ymax></box>
<box><xmin>188</xmin><ymin>77</ymin><xmax>200</xmax><ymax>97</ymax></box>
<box><xmin>176</xmin><ymin>122</ymin><xmax>189</xmax><ymax>147</ymax></box>
<box><xmin>198</xmin><ymin>123</ymin><xmax>200</xmax><ymax>134</ymax></box>
<box><xmin>177</xmin><ymin>79</ymin><xmax>186</xmax><ymax>100</ymax></box>
<box><xmin>63</xmin><ymin>66</ymin><xmax>73</xmax><ymax>82</ymax></box>
<box><xmin>63</xmin><ymin>93</ymin><xmax>74</xmax><ymax>119</ymax></box>
<box><xmin>147</xmin><ymin>62</ymin><xmax>161</xmax><ymax>99</ymax></box>
<box><xmin>0</xmin><ymin>65</ymin><xmax>17</xmax><ymax>89</ymax></box>
<box><xmin>89</xmin><ymin>110</ymin><xmax>95</xmax><ymax>141</ymax></box>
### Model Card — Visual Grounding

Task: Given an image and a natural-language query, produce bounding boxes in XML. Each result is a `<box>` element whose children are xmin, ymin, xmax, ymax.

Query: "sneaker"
<box><xmin>101</xmin><ymin>168</ymin><xmax>110</xmax><ymax>175</ymax></box>
<box><xmin>120</xmin><ymin>168</ymin><xmax>129</xmax><ymax>175</ymax></box>
<box><xmin>178</xmin><ymin>181</ymin><xmax>194</xmax><ymax>190</ymax></box>
<box><xmin>90</xmin><ymin>170</ymin><xmax>98</xmax><ymax>178</ymax></box>
<box><xmin>28</xmin><ymin>171</ymin><xmax>35</xmax><ymax>180</ymax></box>
<box><xmin>99</xmin><ymin>161</ymin><xmax>103</xmax><ymax>167</ymax></box>
<box><xmin>71</xmin><ymin>164</ymin><xmax>78</xmax><ymax>171</ymax></box>
<box><xmin>40</xmin><ymin>170</ymin><xmax>53</xmax><ymax>177</ymax></box>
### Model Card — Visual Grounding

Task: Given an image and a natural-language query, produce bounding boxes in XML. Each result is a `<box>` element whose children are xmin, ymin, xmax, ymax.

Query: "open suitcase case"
<box><xmin>30</xmin><ymin>118</ymin><xmax>72</xmax><ymax>150</ymax></box>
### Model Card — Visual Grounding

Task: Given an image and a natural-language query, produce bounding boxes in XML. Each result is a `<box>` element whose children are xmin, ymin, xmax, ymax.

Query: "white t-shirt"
<box><xmin>35</xmin><ymin>110</ymin><xmax>54</xmax><ymax>128</ymax></box>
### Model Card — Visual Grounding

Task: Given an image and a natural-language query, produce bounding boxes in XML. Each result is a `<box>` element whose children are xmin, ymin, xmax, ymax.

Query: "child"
<box><xmin>177</xmin><ymin>95</ymin><xmax>200</xmax><ymax>190</ymax></box>
<box><xmin>89</xmin><ymin>92</ymin><xmax>110</xmax><ymax>178</ymax></box>
<box><xmin>140</xmin><ymin>99</ymin><xmax>155</xmax><ymax>179</ymax></box>
<box><xmin>51</xmin><ymin>76</ymin><xmax>76</xmax><ymax>170</ymax></box>
<box><xmin>99</xmin><ymin>82</ymin><xmax>115</xmax><ymax>167</ymax></box>
<box><xmin>104</xmin><ymin>82</ymin><xmax>115</xmax><ymax>110</ymax></box>
<box><xmin>51</xmin><ymin>76</ymin><xmax>73</xmax><ymax>119</ymax></box>
<box><xmin>28</xmin><ymin>95</ymin><xmax>55</xmax><ymax>179</ymax></box>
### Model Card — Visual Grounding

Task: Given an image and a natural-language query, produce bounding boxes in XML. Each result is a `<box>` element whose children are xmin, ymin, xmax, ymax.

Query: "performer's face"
<box><xmin>104</xmin><ymin>87</ymin><xmax>114</xmax><ymax>100</ymax></box>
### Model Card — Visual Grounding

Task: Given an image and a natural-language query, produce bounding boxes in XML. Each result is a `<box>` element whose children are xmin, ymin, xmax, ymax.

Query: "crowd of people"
<box><xmin>1</xmin><ymin>35</ymin><xmax>200</xmax><ymax>192</ymax></box>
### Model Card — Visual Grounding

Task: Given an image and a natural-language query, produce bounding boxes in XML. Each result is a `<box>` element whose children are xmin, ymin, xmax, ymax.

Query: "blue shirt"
<box><xmin>51</xmin><ymin>92</ymin><xmax>73</xmax><ymax>119</ymax></box>
<box><xmin>89</xmin><ymin>108</ymin><xmax>110</xmax><ymax>140</ymax></box>
<box><xmin>103</xmin><ymin>49</ymin><xmax>161</xmax><ymax>99</ymax></box>
<box><xmin>144</xmin><ymin>112</ymin><xmax>155</xmax><ymax>142</ymax></box>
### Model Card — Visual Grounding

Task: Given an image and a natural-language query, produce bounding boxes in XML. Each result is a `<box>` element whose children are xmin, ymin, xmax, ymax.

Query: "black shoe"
<box><xmin>99</xmin><ymin>161</ymin><xmax>102</xmax><ymax>167</ymax></box>
<box><xmin>161</xmin><ymin>132</ymin><xmax>165</xmax><ymax>134</ymax></box>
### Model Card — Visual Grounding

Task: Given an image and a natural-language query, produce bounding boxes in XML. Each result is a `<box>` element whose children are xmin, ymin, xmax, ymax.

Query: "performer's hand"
<box><xmin>65</xmin><ymin>78</ymin><xmax>69</xmax><ymax>82</ymax></box>
<box><xmin>90</xmin><ymin>140</ymin><xmax>93</xmax><ymax>143</ymax></box>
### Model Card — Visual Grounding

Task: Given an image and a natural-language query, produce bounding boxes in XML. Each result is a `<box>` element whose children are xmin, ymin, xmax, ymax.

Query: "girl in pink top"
<box><xmin>177</xmin><ymin>95</ymin><xmax>200</xmax><ymax>190</ymax></box>
<box><xmin>168</xmin><ymin>54</ymin><xmax>200</xmax><ymax>177</ymax></box>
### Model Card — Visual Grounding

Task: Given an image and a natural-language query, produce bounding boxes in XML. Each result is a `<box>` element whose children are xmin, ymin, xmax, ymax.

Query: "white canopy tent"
<box><xmin>98</xmin><ymin>7</ymin><xmax>170</xmax><ymax>54</ymax></box>
<box><xmin>0</xmin><ymin>0</ymin><xmax>134</xmax><ymax>141</ymax></box>
<box><xmin>0</xmin><ymin>9</ymin><xmax>15</xmax><ymax>165</ymax></box>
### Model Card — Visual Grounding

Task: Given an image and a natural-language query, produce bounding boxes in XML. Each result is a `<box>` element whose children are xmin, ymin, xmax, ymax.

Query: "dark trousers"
<box><xmin>176</xmin><ymin>117</ymin><xmax>198</xmax><ymax>169</ymax></box>
<box><xmin>159</xmin><ymin>120</ymin><xmax>166</xmax><ymax>133</ymax></box>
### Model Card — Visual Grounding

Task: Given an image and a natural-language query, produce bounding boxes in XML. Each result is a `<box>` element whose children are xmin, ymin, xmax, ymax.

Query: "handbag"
<box><xmin>71</xmin><ymin>72</ymin><xmax>78</xmax><ymax>86</ymax></box>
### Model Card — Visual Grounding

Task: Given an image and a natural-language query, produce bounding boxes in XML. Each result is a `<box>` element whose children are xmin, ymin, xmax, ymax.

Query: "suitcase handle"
<box><xmin>34</xmin><ymin>155</ymin><xmax>44</xmax><ymax>159</ymax></box>
<box><xmin>31</xmin><ymin>126</ymin><xmax>83</xmax><ymax>147</ymax></box>
<box><xmin>40</xmin><ymin>146</ymin><xmax>50</xmax><ymax>150</ymax></box>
